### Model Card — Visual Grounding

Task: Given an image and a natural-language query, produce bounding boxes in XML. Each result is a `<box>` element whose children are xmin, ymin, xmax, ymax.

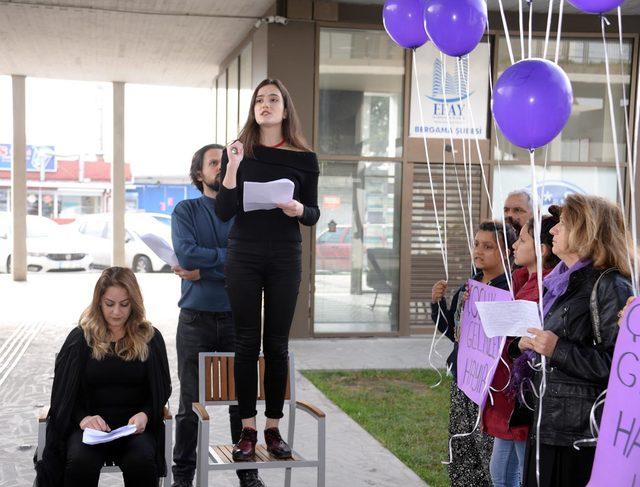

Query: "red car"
<box><xmin>315</xmin><ymin>225</ymin><xmax>387</xmax><ymax>273</ymax></box>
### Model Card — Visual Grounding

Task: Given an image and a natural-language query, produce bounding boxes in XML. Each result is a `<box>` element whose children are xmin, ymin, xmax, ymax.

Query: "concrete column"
<box><xmin>11</xmin><ymin>75</ymin><xmax>27</xmax><ymax>281</ymax></box>
<box><xmin>112</xmin><ymin>82</ymin><xmax>126</xmax><ymax>267</ymax></box>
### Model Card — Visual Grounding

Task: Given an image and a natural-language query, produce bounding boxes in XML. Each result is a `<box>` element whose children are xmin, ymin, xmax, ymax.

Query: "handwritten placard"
<box><xmin>589</xmin><ymin>296</ymin><xmax>640</xmax><ymax>486</ymax></box>
<box><xmin>457</xmin><ymin>279</ymin><xmax>512</xmax><ymax>406</ymax></box>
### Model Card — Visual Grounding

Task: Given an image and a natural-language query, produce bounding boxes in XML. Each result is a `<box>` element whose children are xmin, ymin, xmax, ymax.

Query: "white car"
<box><xmin>0</xmin><ymin>213</ymin><xmax>93</xmax><ymax>273</ymax></box>
<box><xmin>73</xmin><ymin>212</ymin><xmax>172</xmax><ymax>273</ymax></box>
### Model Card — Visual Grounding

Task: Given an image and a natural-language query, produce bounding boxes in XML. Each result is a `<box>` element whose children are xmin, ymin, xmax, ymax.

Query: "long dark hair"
<box><xmin>190</xmin><ymin>144</ymin><xmax>224</xmax><ymax>193</ymax></box>
<box><xmin>526</xmin><ymin>212</ymin><xmax>561</xmax><ymax>269</ymax></box>
<box><xmin>238</xmin><ymin>79</ymin><xmax>310</xmax><ymax>158</ymax></box>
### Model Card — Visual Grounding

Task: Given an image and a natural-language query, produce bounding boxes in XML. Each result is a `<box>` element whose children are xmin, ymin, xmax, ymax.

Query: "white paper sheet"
<box><xmin>243</xmin><ymin>179</ymin><xmax>295</xmax><ymax>212</ymax></box>
<box><xmin>140</xmin><ymin>233</ymin><xmax>179</xmax><ymax>267</ymax></box>
<box><xmin>82</xmin><ymin>424</ymin><xmax>137</xmax><ymax>445</ymax></box>
<box><xmin>475</xmin><ymin>300</ymin><xmax>543</xmax><ymax>338</ymax></box>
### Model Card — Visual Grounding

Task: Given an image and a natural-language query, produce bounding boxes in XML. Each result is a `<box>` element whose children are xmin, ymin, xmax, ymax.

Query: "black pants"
<box><xmin>225</xmin><ymin>239</ymin><xmax>302</xmax><ymax>419</ymax></box>
<box><xmin>523</xmin><ymin>439</ymin><xmax>595</xmax><ymax>487</ymax></box>
<box><xmin>172</xmin><ymin>309</ymin><xmax>256</xmax><ymax>482</ymax></box>
<box><xmin>64</xmin><ymin>429</ymin><xmax>157</xmax><ymax>487</ymax></box>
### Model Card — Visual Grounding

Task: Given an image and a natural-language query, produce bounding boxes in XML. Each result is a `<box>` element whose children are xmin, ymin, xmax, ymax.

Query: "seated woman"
<box><xmin>35</xmin><ymin>267</ymin><xmax>171</xmax><ymax>487</ymax></box>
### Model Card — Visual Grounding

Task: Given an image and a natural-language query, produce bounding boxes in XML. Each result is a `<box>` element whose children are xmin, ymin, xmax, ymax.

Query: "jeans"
<box><xmin>225</xmin><ymin>239</ymin><xmax>302</xmax><ymax>419</ymax></box>
<box><xmin>64</xmin><ymin>429</ymin><xmax>157</xmax><ymax>487</ymax></box>
<box><xmin>172</xmin><ymin>308</ymin><xmax>256</xmax><ymax>482</ymax></box>
<box><xmin>490</xmin><ymin>437</ymin><xmax>526</xmax><ymax>487</ymax></box>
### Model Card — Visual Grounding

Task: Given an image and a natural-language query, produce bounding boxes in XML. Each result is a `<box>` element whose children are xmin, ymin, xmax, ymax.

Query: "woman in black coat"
<box><xmin>514</xmin><ymin>196</ymin><xmax>634</xmax><ymax>487</ymax></box>
<box><xmin>35</xmin><ymin>267</ymin><xmax>171</xmax><ymax>487</ymax></box>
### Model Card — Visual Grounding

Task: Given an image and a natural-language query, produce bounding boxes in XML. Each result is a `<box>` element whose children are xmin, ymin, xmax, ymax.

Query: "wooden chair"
<box><xmin>35</xmin><ymin>405</ymin><xmax>173</xmax><ymax>486</ymax></box>
<box><xmin>192</xmin><ymin>352</ymin><xmax>326</xmax><ymax>487</ymax></box>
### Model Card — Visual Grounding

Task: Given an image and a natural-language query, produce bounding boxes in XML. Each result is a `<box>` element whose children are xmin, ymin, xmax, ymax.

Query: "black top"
<box><xmin>35</xmin><ymin>327</ymin><xmax>172</xmax><ymax>487</ymax></box>
<box><xmin>77</xmin><ymin>346</ymin><xmax>152</xmax><ymax>429</ymax></box>
<box><xmin>216</xmin><ymin>146</ymin><xmax>320</xmax><ymax>241</ymax></box>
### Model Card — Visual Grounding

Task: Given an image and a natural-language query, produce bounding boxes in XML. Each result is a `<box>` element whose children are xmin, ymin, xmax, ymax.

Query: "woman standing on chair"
<box><xmin>216</xmin><ymin>79</ymin><xmax>320</xmax><ymax>461</ymax></box>
<box><xmin>35</xmin><ymin>267</ymin><xmax>171</xmax><ymax>487</ymax></box>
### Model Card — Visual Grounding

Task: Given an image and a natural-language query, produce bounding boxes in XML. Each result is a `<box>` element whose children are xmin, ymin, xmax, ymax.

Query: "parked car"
<box><xmin>315</xmin><ymin>225</ymin><xmax>389</xmax><ymax>273</ymax></box>
<box><xmin>0</xmin><ymin>212</ymin><xmax>93</xmax><ymax>273</ymax></box>
<box><xmin>72</xmin><ymin>212</ymin><xmax>172</xmax><ymax>272</ymax></box>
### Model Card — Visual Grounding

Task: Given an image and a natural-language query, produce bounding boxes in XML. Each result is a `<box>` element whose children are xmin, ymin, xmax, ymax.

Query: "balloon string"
<box><xmin>528</xmin><ymin>0</ymin><xmax>533</xmax><ymax>59</ymax></box>
<box><xmin>543</xmin><ymin>0</ymin><xmax>554</xmax><ymax>60</ymax></box>
<box><xmin>518</xmin><ymin>0</ymin><xmax>525</xmax><ymax>61</ymax></box>
<box><xmin>573</xmin><ymin>389</ymin><xmax>608</xmax><ymax>450</ymax></box>
<box><xmin>497</xmin><ymin>0</ymin><xmax>515</xmax><ymax>65</ymax></box>
<box><xmin>617</xmin><ymin>7</ymin><xmax>639</xmax><ymax>293</ymax></box>
<box><xmin>455</xmin><ymin>56</ymin><xmax>475</xmax><ymax>266</ymax></box>
<box><xmin>628</xmin><ymin>17</ymin><xmax>640</xmax><ymax>291</ymax></box>
<box><xmin>530</xmin><ymin>146</ymin><xmax>546</xmax><ymax>487</ymax></box>
<box><xmin>459</xmin><ymin>60</ymin><xmax>513</xmax><ymax>296</ymax></box>
<box><xmin>412</xmin><ymin>48</ymin><xmax>449</xmax><ymax>281</ymax></box>
<box><xmin>427</xmin><ymin>309</ymin><xmax>445</xmax><ymax>388</ymax></box>
<box><xmin>600</xmin><ymin>15</ymin><xmax>636</xmax><ymax>294</ymax></box>
<box><xmin>554</xmin><ymin>0</ymin><xmax>565</xmax><ymax>64</ymax></box>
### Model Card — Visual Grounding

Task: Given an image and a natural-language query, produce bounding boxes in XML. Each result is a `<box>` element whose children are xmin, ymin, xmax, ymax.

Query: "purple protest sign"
<box><xmin>589</xmin><ymin>296</ymin><xmax>640</xmax><ymax>486</ymax></box>
<box><xmin>457</xmin><ymin>279</ymin><xmax>512</xmax><ymax>406</ymax></box>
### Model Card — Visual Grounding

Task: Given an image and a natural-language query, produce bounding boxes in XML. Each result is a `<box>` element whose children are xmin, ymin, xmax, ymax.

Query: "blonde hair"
<box><xmin>79</xmin><ymin>267</ymin><xmax>154</xmax><ymax>361</ymax></box>
<box><xmin>561</xmin><ymin>194</ymin><xmax>634</xmax><ymax>277</ymax></box>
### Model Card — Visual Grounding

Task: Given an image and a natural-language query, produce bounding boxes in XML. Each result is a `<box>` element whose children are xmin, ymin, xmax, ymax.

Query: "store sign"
<box><xmin>410</xmin><ymin>43</ymin><xmax>490</xmax><ymax>139</ymax></box>
<box><xmin>0</xmin><ymin>143</ymin><xmax>56</xmax><ymax>172</ymax></box>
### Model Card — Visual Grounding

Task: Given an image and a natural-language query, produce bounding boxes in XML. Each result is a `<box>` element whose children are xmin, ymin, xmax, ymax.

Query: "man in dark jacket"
<box><xmin>171</xmin><ymin>144</ymin><xmax>264</xmax><ymax>487</ymax></box>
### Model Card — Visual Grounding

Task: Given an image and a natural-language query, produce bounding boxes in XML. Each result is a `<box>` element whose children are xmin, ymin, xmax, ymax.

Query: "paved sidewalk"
<box><xmin>0</xmin><ymin>274</ymin><xmax>451</xmax><ymax>487</ymax></box>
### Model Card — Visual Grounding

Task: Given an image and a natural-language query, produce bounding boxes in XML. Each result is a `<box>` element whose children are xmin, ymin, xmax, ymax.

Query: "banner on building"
<box><xmin>589</xmin><ymin>297</ymin><xmax>640</xmax><ymax>486</ymax></box>
<box><xmin>410</xmin><ymin>43</ymin><xmax>490</xmax><ymax>139</ymax></box>
<box><xmin>457</xmin><ymin>279</ymin><xmax>511</xmax><ymax>406</ymax></box>
<box><xmin>0</xmin><ymin>144</ymin><xmax>56</xmax><ymax>172</ymax></box>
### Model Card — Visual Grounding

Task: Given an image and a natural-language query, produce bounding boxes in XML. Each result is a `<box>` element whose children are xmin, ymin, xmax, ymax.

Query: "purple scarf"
<box><xmin>508</xmin><ymin>258</ymin><xmax>592</xmax><ymax>403</ymax></box>
<box><xmin>542</xmin><ymin>258</ymin><xmax>592</xmax><ymax>317</ymax></box>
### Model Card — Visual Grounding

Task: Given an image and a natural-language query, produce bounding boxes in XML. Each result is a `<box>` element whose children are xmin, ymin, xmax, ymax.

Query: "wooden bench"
<box><xmin>193</xmin><ymin>352</ymin><xmax>326</xmax><ymax>487</ymax></box>
<box><xmin>35</xmin><ymin>405</ymin><xmax>173</xmax><ymax>486</ymax></box>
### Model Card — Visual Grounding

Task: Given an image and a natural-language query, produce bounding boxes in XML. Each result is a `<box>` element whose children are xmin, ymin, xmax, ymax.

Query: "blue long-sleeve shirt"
<box><xmin>171</xmin><ymin>195</ymin><xmax>233</xmax><ymax>312</ymax></box>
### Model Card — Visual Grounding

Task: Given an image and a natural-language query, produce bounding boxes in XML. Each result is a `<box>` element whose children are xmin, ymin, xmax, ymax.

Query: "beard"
<box><xmin>504</xmin><ymin>216</ymin><xmax>521</xmax><ymax>234</ymax></box>
<box><xmin>203</xmin><ymin>174</ymin><xmax>221</xmax><ymax>193</ymax></box>
<box><xmin>204</xmin><ymin>179</ymin><xmax>220</xmax><ymax>192</ymax></box>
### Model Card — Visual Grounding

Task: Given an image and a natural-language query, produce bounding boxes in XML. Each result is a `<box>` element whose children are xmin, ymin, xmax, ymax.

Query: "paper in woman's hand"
<box><xmin>243</xmin><ymin>179</ymin><xmax>295</xmax><ymax>212</ymax></box>
<box><xmin>82</xmin><ymin>424</ymin><xmax>137</xmax><ymax>445</ymax></box>
<box><xmin>475</xmin><ymin>300</ymin><xmax>543</xmax><ymax>338</ymax></box>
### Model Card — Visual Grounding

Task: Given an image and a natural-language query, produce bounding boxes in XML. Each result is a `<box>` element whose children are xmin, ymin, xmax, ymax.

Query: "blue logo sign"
<box><xmin>0</xmin><ymin>144</ymin><xmax>56</xmax><ymax>172</ymax></box>
<box><xmin>425</xmin><ymin>57</ymin><xmax>473</xmax><ymax>104</ymax></box>
<box><xmin>527</xmin><ymin>180</ymin><xmax>586</xmax><ymax>207</ymax></box>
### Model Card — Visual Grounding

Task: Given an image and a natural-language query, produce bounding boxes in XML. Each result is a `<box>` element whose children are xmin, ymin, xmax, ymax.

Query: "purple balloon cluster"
<box><xmin>382</xmin><ymin>0</ymin><xmax>487</xmax><ymax>56</ymax></box>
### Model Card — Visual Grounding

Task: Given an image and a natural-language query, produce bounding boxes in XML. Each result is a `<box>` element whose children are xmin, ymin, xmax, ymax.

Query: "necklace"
<box><xmin>268</xmin><ymin>139</ymin><xmax>286</xmax><ymax>148</ymax></box>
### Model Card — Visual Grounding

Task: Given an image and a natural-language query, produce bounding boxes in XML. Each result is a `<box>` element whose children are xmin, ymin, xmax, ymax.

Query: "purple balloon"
<box><xmin>492</xmin><ymin>59</ymin><xmax>573</xmax><ymax>150</ymax></box>
<box><xmin>383</xmin><ymin>0</ymin><xmax>429</xmax><ymax>50</ymax></box>
<box><xmin>423</xmin><ymin>0</ymin><xmax>487</xmax><ymax>57</ymax></box>
<box><xmin>567</xmin><ymin>0</ymin><xmax>625</xmax><ymax>14</ymax></box>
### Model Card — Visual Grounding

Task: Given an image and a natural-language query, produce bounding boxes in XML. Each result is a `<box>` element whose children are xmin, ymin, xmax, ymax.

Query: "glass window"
<box><xmin>216</xmin><ymin>70</ymin><xmax>227</xmax><ymax>145</ymax></box>
<box><xmin>314</xmin><ymin>160</ymin><xmax>401</xmax><ymax>333</ymax></box>
<box><xmin>239</xmin><ymin>43</ymin><xmax>253</xmax><ymax>132</ymax></box>
<box><xmin>227</xmin><ymin>59</ymin><xmax>239</xmax><ymax>141</ymax></box>
<box><xmin>494</xmin><ymin>37</ymin><xmax>633</xmax><ymax>163</ymax></box>
<box><xmin>318</xmin><ymin>28</ymin><xmax>404</xmax><ymax>157</ymax></box>
<box><xmin>491</xmin><ymin>164</ymin><xmax>618</xmax><ymax>216</ymax></box>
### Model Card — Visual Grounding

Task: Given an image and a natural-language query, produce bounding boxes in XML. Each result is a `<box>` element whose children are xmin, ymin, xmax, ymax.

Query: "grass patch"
<box><xmin>302</xmin><ymin>369</ymin><xmax>451</xmax><ymax>487</ymax></box>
